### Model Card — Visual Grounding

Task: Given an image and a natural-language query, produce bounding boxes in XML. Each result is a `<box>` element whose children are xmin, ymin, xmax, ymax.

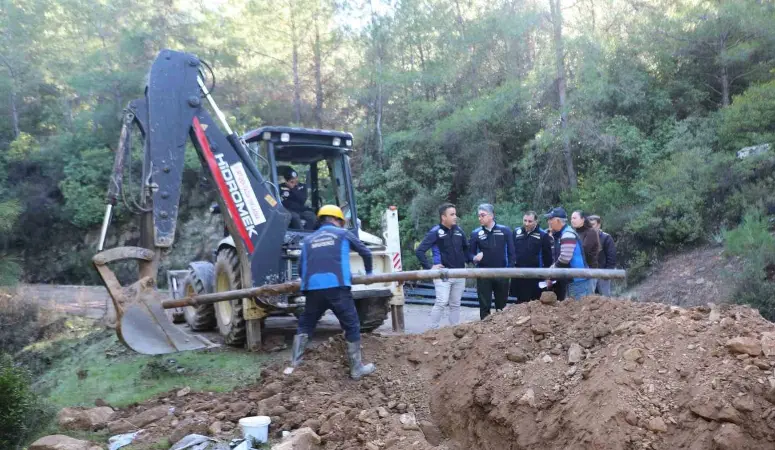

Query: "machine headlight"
<box><xmin>262</xmin><ymin>131</ymin><xmax>271</xmax><ymax>140</ymax></box>
<box><xmin>332</xmin><ymin>137</ymin><xmax>341</xmax><ymax>146</ymax></box>
<box><xmin>281</xmin><ymin>133</ymin><xmax>290</xmax><ymax>142</ymax></box>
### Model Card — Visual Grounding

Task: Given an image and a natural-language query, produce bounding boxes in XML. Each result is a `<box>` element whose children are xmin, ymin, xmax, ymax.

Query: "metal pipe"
<box><xmin>97</xmin><ymin>205</ymin><xmax>113</xmax><ymax>252</ymax></box>
<box><xmin>197</xmin><ymin>76</ymin><xmax>234</xmax><ymax>135</ymax></box>
<box><xmin>161</xmin><ymin>267</ymin><xmax>626</xmax><ymax>309</ymax></box>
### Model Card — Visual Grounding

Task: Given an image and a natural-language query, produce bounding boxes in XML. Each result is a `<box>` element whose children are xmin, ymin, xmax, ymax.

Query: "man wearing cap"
<box><xmin>544</xmin><ymin>207</ymin><xmax>589</xmax><ymax>300</ymax></box>
<box><xmin>279</xmin><ymin>168</ymin><xmax>315</xmax><ymax>230</ymax></box>
<box><xmin>290</xmin><ymin>205</ymin><xmax>376</xmax><ymax>380</ymax></box>
<box><xmin>470</xmin><ymin>204</ymin><xmax>516</xmax><ymax>319</ymax></box>
<box><xmin>511</xmin><ymin>211</ymin><xmax>554</xmax><ymax>303</ymax></box>
<box><xmin>415</xmin><ymin>203</ymin><xmax>470</xmax><ymax>329</ymax></box>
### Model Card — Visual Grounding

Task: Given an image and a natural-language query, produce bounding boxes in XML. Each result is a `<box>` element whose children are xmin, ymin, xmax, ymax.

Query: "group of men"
<box><xmin>415</xmin><ymin>203</ymin><xmax>617</xmax><ymax>329</ymax></box>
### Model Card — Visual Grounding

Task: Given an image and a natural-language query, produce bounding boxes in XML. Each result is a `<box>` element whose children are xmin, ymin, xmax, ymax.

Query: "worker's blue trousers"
<box><xmin>297</xmin><ymin>287</ymin><xmax>360</xmax><ymax>342</ymax></box>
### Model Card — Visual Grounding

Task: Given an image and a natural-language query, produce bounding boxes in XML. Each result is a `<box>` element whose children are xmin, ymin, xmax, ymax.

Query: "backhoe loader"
<box><xmin>93</xmin><ymin>49</ymin><xmax>405</xmax><ymax>354</ymax></box>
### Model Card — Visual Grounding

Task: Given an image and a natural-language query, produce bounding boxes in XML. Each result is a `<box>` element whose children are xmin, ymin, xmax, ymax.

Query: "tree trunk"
<box><xmin>9</xmin><ymin>84</ymin><xmax>19</xmax><ymax>139</ymax></box>
<box><xmin>550</xmin><ymin>0</ymin><xmax>577</xmax><ymax>189</ymax></box>
<box><xmin>720</xmin><ymin>64</ymin><xmax>730</xmax><ymax>108</ymax></box>
<box><xmin>291</xmin><ymin>12</ymin><xmax>302</xmax><ymax>124</ymax></box>
<box><xmin>313</xmin><ymin>20</ymin><xmax>324</xmax><ymax>129</ymax></box>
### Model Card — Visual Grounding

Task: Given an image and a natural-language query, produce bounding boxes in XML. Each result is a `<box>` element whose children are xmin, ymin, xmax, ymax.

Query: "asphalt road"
<box><xmin>24</xmin><ymin>284</ymin><xmax>482</xmax><ymax>346</ymax></box>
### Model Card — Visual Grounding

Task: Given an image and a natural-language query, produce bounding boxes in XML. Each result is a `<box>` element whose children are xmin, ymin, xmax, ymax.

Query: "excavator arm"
<box><xmin>94</xmin><ymin>49</ymin><xmax>289</xmax><ymax>354</ymax></box>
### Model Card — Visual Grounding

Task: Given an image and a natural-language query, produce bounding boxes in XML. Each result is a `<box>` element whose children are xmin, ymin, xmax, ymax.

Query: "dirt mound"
<box><xmin>113</xmin><ymin>297</ymin><xmax>775</xmax><ymax>450</ymax></box>
<box><xmin>627</xmin><ymin>245</ymin><xmax>737</xmax><ymax>307</ymax></box>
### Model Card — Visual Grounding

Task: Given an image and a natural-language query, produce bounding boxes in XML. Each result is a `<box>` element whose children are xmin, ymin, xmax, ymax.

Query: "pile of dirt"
<box><xmin>113</xmin><ymin>296</ymin><xmax>775</xmax><ymax>449</ymax></box>
<box><xmin>627</xmin><ymin>245</ymin><xmax>738</xmax><ymax>307</ymax></box>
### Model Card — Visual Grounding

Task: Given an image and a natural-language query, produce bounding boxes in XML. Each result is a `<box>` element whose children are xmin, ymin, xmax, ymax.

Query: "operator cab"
<box><xmin>242</xmin><ymin>126</ymin><xmax>360</xmax><ymax>235</ymax></box>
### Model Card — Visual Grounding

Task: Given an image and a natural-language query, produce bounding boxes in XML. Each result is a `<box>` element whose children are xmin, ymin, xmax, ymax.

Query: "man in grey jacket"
<box><xmin>589</xmin><ymin>215</ymin><xmax>616</xmax><ymax>296</ymax></box>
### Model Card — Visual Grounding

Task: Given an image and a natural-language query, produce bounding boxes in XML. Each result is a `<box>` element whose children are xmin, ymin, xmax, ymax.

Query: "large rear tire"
<box><xmin>356</xmin><ymin>296</ymin><xmax>390</xmax><ymax>332</ymax></box>
<box><xmin>182</xmin><ymin>262</ymin><xmax>216</xmax><ymax>331</ymax></box>
<box><xmin>214</xmin><ymin>247</ymin><xmax>246</xmax><ymax>346</ymax></box>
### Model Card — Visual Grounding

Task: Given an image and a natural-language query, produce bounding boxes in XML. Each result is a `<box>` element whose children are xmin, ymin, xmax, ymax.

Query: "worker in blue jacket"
<box><xmin>415</xmin><ymin>203</ymin><xmax>470</xmax><ymax>329</ymax></box>
<box><xmin>290</xmin><ymin>205</ymin><xmax>375</xmax><ymax>380</ymax></box>
<box><xmin>469</xmin><ymin>204</ymin><xmax>516</xmax><ymax>319</ymax></box>
<box><xmin>511</xmin><ymin>211</ymin><xmax>554</xmax><ymax>303</ymax></box>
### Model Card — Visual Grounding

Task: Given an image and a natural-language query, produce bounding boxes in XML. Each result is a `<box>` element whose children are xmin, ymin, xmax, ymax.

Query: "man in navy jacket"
<box><xmin>415</xmin><ymin>203</ymin><xmax>469</xmax><ymax>329</ymax></box>
<box><xmin>511</xmin><ymin>211</ymin><xmax>554</xmax><ymax>303</ymax></box>
<box><xmin>470</xmin><ymin>204</ymin><xmax>516</xmax><ymax>319</ymax></box>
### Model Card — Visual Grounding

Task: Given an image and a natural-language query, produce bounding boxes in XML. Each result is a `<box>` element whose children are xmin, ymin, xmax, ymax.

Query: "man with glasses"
<box><xmin>470</xmin><ymin>204</ymin><xmax>515</xmax><ymax>319</ymax></box>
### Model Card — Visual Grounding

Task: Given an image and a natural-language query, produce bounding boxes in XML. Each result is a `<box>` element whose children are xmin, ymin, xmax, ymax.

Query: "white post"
<box><xmin>382</xmin><ymin>206</ymin><xmax>405</xmax><ymax>332</ymax></box>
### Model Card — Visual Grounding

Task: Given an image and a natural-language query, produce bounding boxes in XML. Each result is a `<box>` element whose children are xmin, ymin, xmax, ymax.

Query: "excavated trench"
<box><xmin>114</xmin><ymin>296</ymin><xmax>775</xmax><ymax>449</ymax></box>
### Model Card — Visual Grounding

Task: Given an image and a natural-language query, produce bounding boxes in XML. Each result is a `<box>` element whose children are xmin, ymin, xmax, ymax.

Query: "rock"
<box><xmin>613</xmin><ymin>321</ymin><xmax>634</xmax><ymax>335</ymax></box>
<box><xmin>419</xmin><ymin>420</ymin><xmax>443</xmax><ymax>446</ymax></box>
<box><xmin>565</xmin><ymin>366</ymin><xmax>577</xmax><ymax>377</ymax></box>
<box><xmin>319</xmin><ymin>411</ymin><xmax>344</xmax><ymax>435</ymax></box>
<box><xmin>713</xmin><ymin>423</ymin><xmax>746</xmax><ymax>450</ymax></box>
<box><xmin>258</xmin><ymin>393</ymin><xmax>284</xmax><ymax>415</ymax></box>
<box><xmin>506</xmin><ymin>349</ymin><xmax>528</xmax><ymax>363</ymax></box>
<box><xmin>57</xmin><ymin>406</ymin><xmax>115</xmax><ymax>431</ymax></box>
<box><xmin>272</xmin><ymin>427</ymin><xmax>322</xmax><ymax>450</ymax></box>
<box><xmin>622</xmin><ymin>348</ymin><xmax>644</xmax><ymax>363</ymax></box>
<box><xmin>531</xmin><ymin>320</ymin><xmax>552</xmax><ymax>335</ymax></box>
<box><xmin>539</xmin><ymin>291</ymin><xmax>557</xmax><ymax>305</ymax></box>
<box><xmin>169</xmin><ymin>418</ymin><xmax>209</xmax><ymax>444</ymax></box>
<box><xmin>690</xmin><ymin>400</ymin><xmax>719</xmax><ymax>421</ymax></box>
<box><xmin>567</xmin><ymin>343</ymin><xmax>583</xmax><ymax>364</ymax></box>
<box><xmin>399</xmin><ymin>413</ymin><xmax>419</xmax><ymax>430</ymax></box>
<box><xmin>593</xmin><ymin>326</ymin><xmax>610</xmax><ymax>339</ymax></box>
<box><xmin>301</xmin><ymin>418</ymin><xmax>321</xmax><ymax>432</ymax></box>
<box><xmin>515</xmin><ymin>315</ymin><xmax>531</xmax><ymax>325</ymax></box>
<box><xmin>453</xmin><ymin>328</ymin><xmax>467</xmax><ymax>338</ymax></box>
<box><xmin>761</xmin><ymin>332</ymin><xmax>775</xmax><ymax>357</ymax></box>
<box><xmin>377</xmin><ymin>407</ymin><xmax>389</xmax><ymax>418</ymax></box>
<box><xmin>542</xmin><ymin>355</ymin><xmax>553</xmax><ymax>363</ymax></box>
<box><xmin>732</xmin><ymin>395</ymin><xmax>755</xmax><ymax>413</ymax></box>
<box><xmin>29</xmin><ymin>435</ymin><xmax>102</xmax><ymax>450</ymax></box>
<box><xmin>726</xmin><ymin>337</ymin><xmax>762</xmax><ymax>356</ymax></box>
<box><xmin>646</xmin><ymin>417</ymin><xmax>667</xmax><ymax>432</ymax></box>
<box><xmin>208</xmin><ymin>421</ymin><xmax>222</xmax><ymax>435</ymax></box>
<box><xmin>624</xmin><ymin>411</ymin><xmax>638</xmax><ymax>426</ymax></box>
<box><xmin>396</xmin><ymin>403</ymin><xmax>408</xmax><ymax>413</ymax></box>
<box><xmin>709</xmin><ymin>306</ymin><xmax>721</xmax><ymax>322</ymax></box>
<box><xmin>176</xmin><ymin>386</ymin><xmax>191</xmax><ymax>397</ymax></box>
<box><xmin>94</xmin><ymin>399</ymin><xmax>109</xmax><ymax>408</ymax></box>
<box><xmin>717</xmin><ymin>405</ymin><xmax>743</xmax><ymax>424</ymax></box>
<box><xmin>518</xmin><ymin>389</ymin><xmax>537</xmax><ymax>408</ymax></box>
<box><xmin>258</xmin><ymin>381</ymin><xmax>284</xmax><ymax>400</ymax></box>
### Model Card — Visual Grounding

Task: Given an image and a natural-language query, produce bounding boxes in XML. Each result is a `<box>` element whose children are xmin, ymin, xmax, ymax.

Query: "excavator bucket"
<box><xmin>93</xmin><ymin>247</ymin><xmax>217</xmax><ymax>355</ymax></box>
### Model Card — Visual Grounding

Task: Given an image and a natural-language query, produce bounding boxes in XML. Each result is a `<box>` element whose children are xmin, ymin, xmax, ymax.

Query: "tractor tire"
<box><xmin>356</xmin><ymin>296</ymin><xmax>390</xmax><ymax>332</ymax></box>
<box><xmin>183</xmin><ymin>262</ymin><xmax>216</xmax><ymax>331</ymax></box>
<box><xmin>213</xmin><ymin>247</ymin><xmax>246</xmax><ymax>346</ymax></box>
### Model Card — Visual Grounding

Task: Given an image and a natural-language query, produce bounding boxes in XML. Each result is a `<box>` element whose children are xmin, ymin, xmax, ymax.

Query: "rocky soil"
<box><xmin>43</xmin><ymin>295</ymin><xmax>775</xmax><ymax>449</ymax></box>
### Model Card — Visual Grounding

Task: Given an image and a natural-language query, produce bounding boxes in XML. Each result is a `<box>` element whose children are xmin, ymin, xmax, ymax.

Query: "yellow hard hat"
<box><xmin>317</xmin><ymin>204</ymin><xmax>345</xmax><ymax>221</ymax></box>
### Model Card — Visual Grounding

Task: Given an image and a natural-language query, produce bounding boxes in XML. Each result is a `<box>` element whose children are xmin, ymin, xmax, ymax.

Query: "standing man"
<box><xmin>290</xmin><ymin>205</ymin><xmax>376</xmax><ymax>380</ymax></box>
<box><xmin>415</xmin><ymin>203</ymin><xmax>469</xmax><ymax>329</ymax></box>
<box><xmin>512</xmin><ymin>211</ymin><xmax>554</xmax><ymax>303</ymax></box>
<box><xmin>280</xmin><ymin>168</ymin><xmax>316</xmax><ymax>230</ymax></box>
<box><xmin>470</xmin><ymin>204</ymin><xmax>515</xmax><ymax>319</ymax></box>
<box><xmin>544</xmin><ymin>207</ymin><xmax>589</xmax><ymax>300</ymax></box>
<box><xmin>589</xmin><ymin>215</ymin><xmax>616</xmax><ymax>296</ymax></box>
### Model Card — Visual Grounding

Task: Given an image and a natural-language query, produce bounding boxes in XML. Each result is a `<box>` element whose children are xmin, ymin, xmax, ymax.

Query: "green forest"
<box><xmin>1</xmin><ymin>0</ymin><xmax>775</xmax><ymax>312</ymax></box>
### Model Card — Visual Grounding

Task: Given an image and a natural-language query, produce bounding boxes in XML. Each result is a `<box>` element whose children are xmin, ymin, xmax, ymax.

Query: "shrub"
<box><xmin>0</xmin><ymin>290</ymin><xmax>41</xmax><ymax>355</ymax></box>
<box><xmin>724</xmin><ymin>211</ymin><xmax>775</xmax><ymax>321</ymax></box>
<box><xmin>0</xmin><ymin>354</ymin><xmax>56</xmax><ymax>449</ymax></box>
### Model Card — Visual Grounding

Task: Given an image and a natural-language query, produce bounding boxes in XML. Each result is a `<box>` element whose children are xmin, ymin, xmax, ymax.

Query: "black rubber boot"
<box><xmin>290</xmin><ymin>333</ymin><xmax>308</xmax><ymax>367</ymax></box>
<box><xmin>346</xmin><ymin>341</ymin><xmax>376</xmax><ymax>380</ymax></box>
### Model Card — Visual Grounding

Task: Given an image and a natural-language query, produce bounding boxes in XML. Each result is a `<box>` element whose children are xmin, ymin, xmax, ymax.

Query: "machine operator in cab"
<box><xmin>289</xmin><ymin>205</ymin><xmax>377</xmax><ymax>380</ymax></box>
<box><xmin>279</xmin><ymin>168</ymin><xmax>316</xmax><ymax>230</ymax></box>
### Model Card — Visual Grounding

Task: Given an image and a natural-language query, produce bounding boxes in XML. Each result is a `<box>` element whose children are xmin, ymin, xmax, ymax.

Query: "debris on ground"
<box><xmin>28</xmin><ymin>434</ymin><xmax>103</xmax><ymax>450</ymax></box>
<box><xmin>100</xmin><ymin>296</ymin><xmax>775</xmax><ymax>449</ymax></box>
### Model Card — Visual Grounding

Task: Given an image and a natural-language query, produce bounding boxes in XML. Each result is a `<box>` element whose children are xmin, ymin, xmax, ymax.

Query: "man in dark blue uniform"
<box><xmin>415</xmin><ymin>203</ymin><xmax>470</xmax><ymax>329</ymax></box>
<box><xmin>290</xmin><ymin>205</ymin><xmax>376</xmax><ymax>380</ymax></box>
<box><xmin>279</xmin><ymin>168</ymin><xmax>316</xmax><ymax>230</ymax></box>
<box><xmin>470</xmin><ymin>204</ymin><xmax>516</xmax><ymax>319</ymax></box>
<box><xmin>511</xmin><ymin>211</ymin><xmax>554</xmax><ymax>303</ymax></box>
